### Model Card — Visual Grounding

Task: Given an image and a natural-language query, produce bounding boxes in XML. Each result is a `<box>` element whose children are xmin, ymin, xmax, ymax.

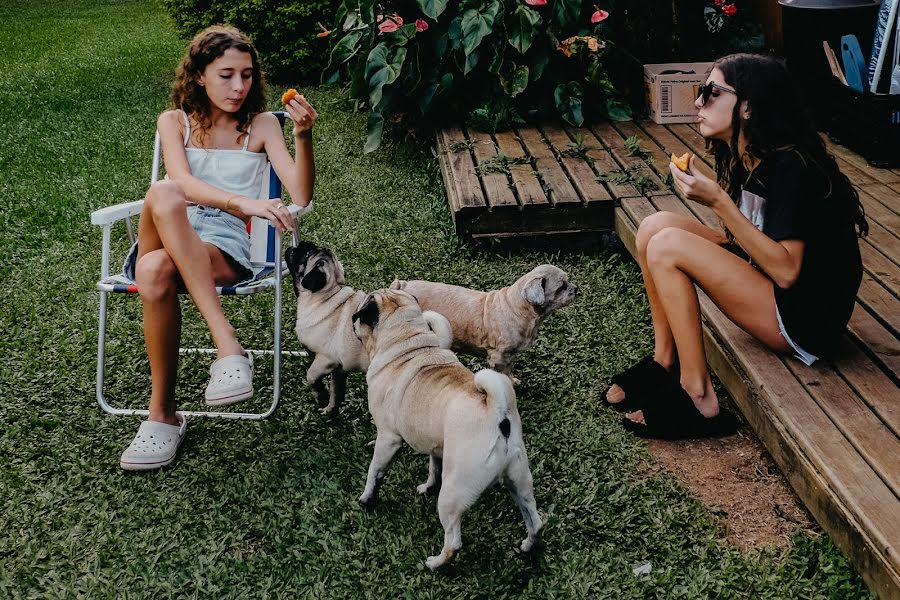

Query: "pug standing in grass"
<box><xmin>286</xmin><ymin>242</ymin><xmax>451</xmax><ymax>414</ymax></box>
<box><xmin>391</xmin><ymin>264</ymin><xmax>577</xmax><ymax>380</ymax></box>
<box><xmin>352</xmin><ymin>289</ymin><xmax>542</xmax><ymax>570</ymax></box>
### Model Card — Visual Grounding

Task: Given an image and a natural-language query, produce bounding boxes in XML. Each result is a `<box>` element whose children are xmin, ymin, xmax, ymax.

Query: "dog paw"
<box><xmin>319</xmin><ymin>403</ymin><xmax>337</xmax><ymax>416</ymax></box>
<box><xmin>520</xmin><ymin>535</ymin><xmax>541</xmax><ymax>553</ymax></box>
<box><xmin>425</xmin><ymin>553</ymin><xmax>448</xmax><ymax>571</ymax></box>
<box><xmin>358</xmin><ymin>493</ymin><xmax>378</xmax><ymax>510</ymax></box>
<box><xmin>511</xmin><ymin>376</ymin><xmax>522</xmax><ymax>386</ymax></box>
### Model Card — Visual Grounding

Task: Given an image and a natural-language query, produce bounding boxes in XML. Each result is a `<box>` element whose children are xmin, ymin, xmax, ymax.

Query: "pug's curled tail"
<box><xmin>474</xmin><ymin>369</ymin><xmax>516</xmax><ymax>439</ymax></box>
<box><xmin>422</xmin><ymin>310</ymin><xmax>453</xmax><ymax>349</ymax></box>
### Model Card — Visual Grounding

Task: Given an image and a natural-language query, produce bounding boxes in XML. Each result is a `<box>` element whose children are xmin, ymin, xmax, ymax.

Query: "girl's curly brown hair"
<box><xmin>709</xmin><ymin>53</ymin><xmax>868</xmax><ymax>238</ymax></box>
<box><xmin>170</xmin><ymin>25</ymin><xmax>267</xmax><ymax>147</ymax></box>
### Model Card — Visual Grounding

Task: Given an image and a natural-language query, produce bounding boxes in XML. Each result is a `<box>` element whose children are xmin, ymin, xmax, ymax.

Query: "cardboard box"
<box><xmin>644</xmin><ymin>62</ymin><xmax>714</xmax><ymax>124</ymax></box>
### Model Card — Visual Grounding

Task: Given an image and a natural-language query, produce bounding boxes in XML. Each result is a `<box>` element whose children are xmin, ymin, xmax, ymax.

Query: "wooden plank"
<box><xmin>866</xmin><ymin>220</ymin><xmax>900</xmax><ymax>268</ymax></box>
<box><xmin>667</xmin><ymin>123</ymin><xmax>713</xmax><ymax>165</ymax></box>
<box><xmin>848</xmin><ymin>304</ymin><xmax>900</xmax><ymax>383</ymax></box>
<box><xmin>861</xmin><ymin>183</ymin><xmax>900</xmax><ymax>216</ymax></box>
<box><xmin>857</xmin><ymin>273</ymin><xmax>900</xmax><ymax>337</ymax></box>
<box><xmin>832</xmin><ymin>336</ymin><xmax>900</xmax><ymax>439</ymax></box>
<box><xmin>589</xmin><ymin>122</ymin><xmax>668</xmax><ymax>196</ymax></box>
<box><xmin>860</xmin><ymin>241</ymin><xmax>900</xmax><ymax>299</ymax></box>
<box><xmin>836</xmin><ymin>155</ymin><xmax>877</xmax><ymax>186</ymax></box>
<box><xmin>438</xmin><ymin>127</ymin><xmax>487</xmax><ymax>209</ymax></box>
<box><xmin>698</xmin><ymin>296</ymin><xmax>900</xmax><ymax>596</ymax></box>
<box><xmin>538</xmin><ymin>124</ymin><xmax>612</xmax><ymax>204</ymax></box>
<box><xmin>635</xmin><ymin>119</ymin><xmax>717</xmax><ymax>178</ymax></box>
<box><xmin>467</xmin><ymin>128</ymin><xmax>518</xmax><ymax>209</ymax></box>
<box><xmin>858</xmin><ymin>188</ymin><xmax>900</xmax><ymax>240</ymax></box>
<box><xmin>785</xmin><ymin>357</ymin><xmax>900</xmax><ymax>499</ymax></box>
<box><xmin>516</xmin><ymin>127</ymin><xmax>581</xmax><ymax>206</ymax></box>
<box><xmin>829</xmin><ymin>141</ymin><xmax>900</xmax><ymax>185</ymax></box>
<box><xmin>493</xmin><ymin>131</ymin><xmax>548</xmax><ymax>207</ymax></box>
<box><xmin>615</xmin><ymin>206</ymin><xmax>900</xmax><ymax>598</ymax></box>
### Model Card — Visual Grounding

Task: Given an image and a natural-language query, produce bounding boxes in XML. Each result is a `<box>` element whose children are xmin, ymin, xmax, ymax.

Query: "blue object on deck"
<box><xmin>841</xmin><ymin>34</ymin><xmax>869</xmax><ymax>92</ymax></box>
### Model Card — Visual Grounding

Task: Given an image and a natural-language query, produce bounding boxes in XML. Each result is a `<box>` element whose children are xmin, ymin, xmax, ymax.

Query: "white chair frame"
<box><xmin>90</xmin><ymin>111</ymin><xmax>308</xmax><ymax>420</ymax></box>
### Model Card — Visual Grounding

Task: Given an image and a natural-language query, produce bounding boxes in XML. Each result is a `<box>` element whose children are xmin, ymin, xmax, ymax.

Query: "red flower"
<box><xmin>525</xmin><ymin>0</ymin><xmax>548</xmax><ymax>5</ymax></box>
<box><xmin>591</xmin><ymin>6</ymin><xmax>609</xmax><ymax>23</ymax></box>
<box><xmin>415</xmin><ymin>18</ymin><xmax>428</xmax><ymax>32</ymax></box>
<box><xmin>722</xmin><ymin>3</ymin><xmax>737</xmax><ymax>16</ymax></box>
<box><xmin>377</xmin><ymin>14</ymin><xmax>403</xmax><ymax>33</ymax></box>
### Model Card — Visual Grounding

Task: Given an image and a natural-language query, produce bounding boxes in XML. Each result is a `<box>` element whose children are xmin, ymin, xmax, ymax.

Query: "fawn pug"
<box><xmin>391</xmin><ymin>264</ymin><xmax>577</xmax><ymax>379</ymax></box>
<box><xmin>351</xmin><ymin>289</ymin><xmax>542</xmax><ymax>570</ymax></box>
<box><xmin>286</xmin><ymin>242</ymin><xmax>450</xmax><ymax>414</ymax></box>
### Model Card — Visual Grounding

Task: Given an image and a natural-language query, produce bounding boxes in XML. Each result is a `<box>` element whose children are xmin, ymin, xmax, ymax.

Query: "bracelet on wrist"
<box><xmin>224</xmin><ymin>195</ymin><xmax>240</xmax><ymax>212</ymax></box>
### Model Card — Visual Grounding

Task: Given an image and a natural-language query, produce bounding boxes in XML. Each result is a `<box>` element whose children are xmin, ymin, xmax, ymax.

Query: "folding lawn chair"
<box><xmin>91</xmin><ymin>111</ymin><xmax>309</xmax><ymax>420</ymax></box>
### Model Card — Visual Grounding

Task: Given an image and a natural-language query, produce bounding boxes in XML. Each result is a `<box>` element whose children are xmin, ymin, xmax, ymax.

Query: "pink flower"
<box><xmin>591</xmin><ymin>6</ymin><xmax>609</xmax><ymax>23</ymax></box>
<box><xmin>722</xmin><ymin>3</ymin><xmax>737</xmax><ymax>15</ymax></box>
<box><xmin>525</xmin><ymin>0</ymin><xmax>547</xmax><ymax>6</ymax></box>
<box><xmin>377</xmin><ymin>14</ymin><xmax>403</xmax><ymax>33</ymax></box>
<box><xmin>713</xmin><ymin>0</ymin><xmax>725</xmax><ymax>5</ymax></box>
<box><xmin>415</xmin><ymin>18</ymin><xmax>428</xmax><ymax>32</ymax></box>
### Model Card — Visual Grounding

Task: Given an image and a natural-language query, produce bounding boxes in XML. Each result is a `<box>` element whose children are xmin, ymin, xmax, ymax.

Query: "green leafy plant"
<box><xmin>474</xmin><ymin>150</ymin><xmax>530</xmax><ymax>175</ymax></box>
<box><xmin>597</xmin><ymin>164</ymin><xmax>658</xmax><ymax>195</ymax></box>
<box><xmin>325</xmin><ymin>0</ymin><xmax>634</xmax><ymax>152</ymax></box>
<box><xmin>702</xmin><ymin>0</ymin><xmax>765</xmax><ymax>55</ymax></box>
<box><xmin>623</xmin><ymin>135</ymin><xmax>652</xmax><ymax>162</ymax></box>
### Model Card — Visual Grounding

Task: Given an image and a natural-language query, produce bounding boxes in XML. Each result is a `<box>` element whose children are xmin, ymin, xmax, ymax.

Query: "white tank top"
<box><xmin>180</xmin><ymin>110</ymin><xmax>268</xmax><ymax>199</ymax></box>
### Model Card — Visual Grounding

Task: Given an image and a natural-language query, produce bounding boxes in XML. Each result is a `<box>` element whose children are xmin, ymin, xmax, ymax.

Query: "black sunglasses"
<box><xmin>697</xmin><ymin>82</ymin><xmax>737</xmax><ymax>106</ymax></box>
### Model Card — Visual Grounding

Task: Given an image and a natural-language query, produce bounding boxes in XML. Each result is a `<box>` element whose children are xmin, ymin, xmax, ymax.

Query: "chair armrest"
<box><xmin>288</xmin><ymin>201</ymin><xmax>312</xmax><ymax>219</ymax></box>
<box><xmin>91</xmin><ymin>199</ymin><xmax>145</xmax><ymax>226</ymax></box>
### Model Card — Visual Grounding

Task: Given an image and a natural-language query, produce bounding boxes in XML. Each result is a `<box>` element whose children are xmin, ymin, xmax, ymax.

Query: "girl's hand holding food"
<box><xmin>282</xmin><ymin>89</ymin><xmax>318</xmax><ymax>139</ymax></box>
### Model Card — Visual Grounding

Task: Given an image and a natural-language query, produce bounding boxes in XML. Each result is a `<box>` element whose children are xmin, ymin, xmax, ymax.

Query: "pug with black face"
<box><xmin>391</xmin><ymin>264</ymin><xmax>578</xmax><ymax>380</ymax></box>
<box><xmin>286</xmin><ymin>242</ymin><xmax>452</xmax><ymax>415</ymax></box>
<box><xmin>351</xmin><ymin>289</ymin><xmax>542</xmax><ymax>571</ymax></box>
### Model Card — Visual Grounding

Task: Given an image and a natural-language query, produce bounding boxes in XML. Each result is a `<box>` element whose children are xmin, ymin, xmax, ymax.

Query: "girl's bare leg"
<box><xmin>629</xmin><ymin>227</ymin><xmax>791</xmax><ymax>422</ymax></box>
<box><xmin>134</xmin><ymin>180</ymin><xmax>243</xmax><ymax>423</ymax></box>
<box><xmin>607</xmin><ymin>212</ymin><xmax>727</xmax><ymax>403</ymax></box>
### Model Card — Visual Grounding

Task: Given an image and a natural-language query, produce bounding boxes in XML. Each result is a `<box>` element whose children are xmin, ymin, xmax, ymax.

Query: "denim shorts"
<box><xmin>123</xmin><ymin>205</ymin><xmax>252</xmax><ymax>284</ymax></box>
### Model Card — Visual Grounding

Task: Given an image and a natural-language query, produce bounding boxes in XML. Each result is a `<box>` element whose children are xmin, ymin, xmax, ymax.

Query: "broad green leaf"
<box><xmin>463</xmin><ymin>47</ymin><xmax>481</xmax><ymax>75</ymax></box>
<box><xmin>365</xmin><ymin>43</ymin><xmax>408</xmax><ymax>108</ymax></box>
<box><xmin>364</xmin><ymin>111</ymin><xmax>385</xmax><ymax>153</ymax></box>
<box><xmin>328</xmin><ymin>31</ymin><xmax>363</xmax><ymax>68</ymax></box>
<box><xmin>606</xmin><ymin>98</ymin><xmax>632</xmax><ymax>122</ymax></box>
<box><xmin>528</xmin><ymin>47</ymin><xmax>548</xmax><ymax>82</ymax></box>
<box><xmin>500</xmin><ymin>64</ymin><xmax>529</xmax><ymax>97</ymax></box>
<box><xmin>507</xmin><ymin>6</ymin><xmax>541</xmax><ymax>54</ymax></box>
<box><xmin>550</xmin><ymin>0</ymin><xmax>580</xmax><ymax>29</ymax></box>
<box><xmin>447</xmin><ymin>16</ymin><xmax>464</xmax><ymax>51</ymax></box>
<box><xmin>391</xmin><ymin>23</ymin><xmax>418</xmax><ymax>46</ymax></box>
<box><xmin>416</xmin><ymin>0</ymin><xmax>449</xmax><ymax>20</ymax></box>
<box><xmin>554</xmin><ymin>81</ymin><xmax>584</xmax><ymax>126</ymax></box>
<box><xmin>359</xmin><ymin>0</ymin><xmax>375</xmax><ymax>23</ymax></box>
<box><xmin>586</xmin><ymin>61</ymin><xmax>614</xmax><ymax>93</ymax></box>
<box><xmin>461</xmin><ymin>1</ymin><xmax>500</xmax><ymax>56</ymax></box>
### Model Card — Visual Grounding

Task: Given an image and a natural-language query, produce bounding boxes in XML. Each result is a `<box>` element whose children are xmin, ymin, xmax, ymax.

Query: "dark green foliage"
<box><xmin>157</xmin><ymin>0</ymin><xmax>341</xmax><ymax>83</ymax></box>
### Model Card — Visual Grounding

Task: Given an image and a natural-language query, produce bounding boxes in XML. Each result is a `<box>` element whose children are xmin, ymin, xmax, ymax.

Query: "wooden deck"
<box><xmin>437</xmin><ymin>118</ymin><xmax>899</xmax><ymax>596</ymax></box>
<box><xmin>610</xmin><ymin>120</ymin><xmax>899</xmax><ymax>599</ymax></box>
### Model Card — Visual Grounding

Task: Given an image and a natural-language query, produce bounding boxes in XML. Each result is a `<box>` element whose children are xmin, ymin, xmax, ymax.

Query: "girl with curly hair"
<box><xmin>119</xmin><ymin>25</ymin><xmax>317</xmax><ymax>470</ymax></box>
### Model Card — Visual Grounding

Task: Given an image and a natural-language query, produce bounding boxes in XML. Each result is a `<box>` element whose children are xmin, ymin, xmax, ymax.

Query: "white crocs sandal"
<box><xmin>120</xmin><ymin>416</ymin><xmax>188</xmax><ymax>471</ymax></box>
<box><xmin>205</xmin><ymin>352</ymin><xmax>254</xmax><ymax>406</ymax></box>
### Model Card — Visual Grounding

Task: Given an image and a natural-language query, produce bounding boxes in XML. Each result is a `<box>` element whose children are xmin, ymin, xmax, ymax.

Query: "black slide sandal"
<box><xmin>621</xmin><ymin>378</ymin><xmax>739</xmax><ymax>440</ymax></box>
<box><xmin>600</xmin><ymin>356</ymin><xmax>672</xmax><ymax>413</ymax></box>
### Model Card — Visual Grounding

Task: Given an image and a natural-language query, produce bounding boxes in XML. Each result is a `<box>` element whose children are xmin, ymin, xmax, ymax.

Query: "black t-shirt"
<box><xmin>737</xmin><ymin>149</ymin><xmax>862</xmax><ymax>357</ymax></box>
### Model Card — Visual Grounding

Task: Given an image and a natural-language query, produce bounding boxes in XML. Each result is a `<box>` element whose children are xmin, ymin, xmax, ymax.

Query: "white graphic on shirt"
<box><xmin>740</xmin><ymin>188</ymin><xmax>766</xmax><ymax>231</ymax></box>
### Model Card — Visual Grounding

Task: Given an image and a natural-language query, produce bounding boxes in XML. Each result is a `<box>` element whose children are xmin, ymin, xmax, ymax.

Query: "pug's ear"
<box><xmin>522</xmin><ymin>276</ymin><xmax>546</xmax><ymax>306</ymax></box>
<box><xmin>294</xmin><ymin>241</ymin><xmax>318</xmax><ymax>262</ymax></box>
<box><xmin>389</xmin><ymin>279</ymin><xmax>404</xmax><ymax>290</ymax></box>
<box><xmin>300</xmin><ymin>260</ymin><xmax>327</xmax><ymax>292</ymax></box>
<box><xmin>332</xmin><ymin>258</ymin><xmax>346</xmax><ymax>286</ymax></box>
<box><xmin>352</xmin><ymin>296</ymin><xmax>379</xmax><ymax>329</ymax></box>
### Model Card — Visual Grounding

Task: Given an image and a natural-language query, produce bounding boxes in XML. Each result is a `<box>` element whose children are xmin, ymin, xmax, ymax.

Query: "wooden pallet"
<box><xmin>614</xmin><ymin>119</ymin><xmax>900</xmax><ymax>599</ymax></box>
<box><xmin>436</xmin><ymin>122</ymin><xmax>668</xmax><ymax>238</ymax></box>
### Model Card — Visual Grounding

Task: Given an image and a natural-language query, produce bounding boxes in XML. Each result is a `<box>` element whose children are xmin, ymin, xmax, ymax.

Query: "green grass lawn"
<box><xmin>0</xmin><ymin>1</ymin><xmax>873</xmax><ymax>597</ymax></box>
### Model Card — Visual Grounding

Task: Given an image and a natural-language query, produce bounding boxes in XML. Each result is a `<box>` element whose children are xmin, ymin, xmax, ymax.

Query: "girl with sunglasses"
<box><xmin>602</xmin><ymin>53</ymin><xmax>867</xmax><ymax>439</ymax></box>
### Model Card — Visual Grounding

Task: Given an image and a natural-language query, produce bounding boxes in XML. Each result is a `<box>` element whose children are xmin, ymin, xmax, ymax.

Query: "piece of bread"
<box><xmin>281</xmin><ymin>88</ymin><xmax>299</xmax><ymax>105</ymax></box>
<box><xmin>670</xmin><ymin>152</ymin><xmax>691</xmax><ymax>172</ymax></box>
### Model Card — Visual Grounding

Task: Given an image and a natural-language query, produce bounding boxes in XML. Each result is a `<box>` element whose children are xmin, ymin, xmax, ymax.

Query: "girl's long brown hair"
<box><xmin>710</xmin><ymin>53</ymin><xmax>868</xmax><ymax>237</ymax></box>
<box><xmin>170</xmin><ymin>25</ymin><xmax>267</xmax><ymax>146</ymax></box>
